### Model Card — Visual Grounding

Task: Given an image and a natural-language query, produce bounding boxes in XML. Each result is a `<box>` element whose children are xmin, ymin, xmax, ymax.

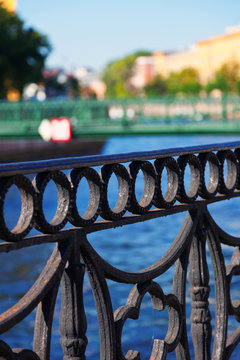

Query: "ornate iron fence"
<box><xmin>1</xmin><ymin>141</ymin><xmax>240</xmax><ymax>359</ymax></box>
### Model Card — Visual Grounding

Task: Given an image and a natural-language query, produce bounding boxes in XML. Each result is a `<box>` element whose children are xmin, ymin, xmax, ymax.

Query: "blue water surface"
<box><xmin>1</xmin><ymin>135</ymin><xmax>240</xmax><ymax>359</ymax></box>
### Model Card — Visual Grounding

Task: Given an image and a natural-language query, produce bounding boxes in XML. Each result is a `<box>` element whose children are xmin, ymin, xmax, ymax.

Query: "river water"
<box><xmin>1</xmin><ymin>135</ymin><xmax>240</xmax><ymax>359</ymax></box>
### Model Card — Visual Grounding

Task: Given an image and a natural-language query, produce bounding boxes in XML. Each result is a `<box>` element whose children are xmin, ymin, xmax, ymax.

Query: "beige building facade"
<box><xmin>133</xmin><ymin>26</ymin><xmax>240</xmax><ymax>87</ymax></box>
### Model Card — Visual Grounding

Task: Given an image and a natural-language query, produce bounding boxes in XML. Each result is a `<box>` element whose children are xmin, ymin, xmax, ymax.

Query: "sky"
<box><xmin>18</xmin><ymin>0</ymin><xmax>240</xmax><ymax>73</ymax></box>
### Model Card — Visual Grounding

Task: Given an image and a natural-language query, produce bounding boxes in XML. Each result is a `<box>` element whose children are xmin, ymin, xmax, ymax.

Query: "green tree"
<box><xmin>144</xmin><ymin>75</ymin><xmax>167</xmax><ymax>97</ymax></box>
<box><xmin>0</xmin><ymin>4</ymin><xmax>51</xmax><ymax>98</ymax></box>
<box><xmin>237</xmin><ymin>79</ymin><xmax>240</xmax><ymax>94</ymax></box>
<box><xmin>205</xmin><ymin>61</ymin><xmax>240</xmax><ymax>94</ymax></box>
<box><xmin>102</xmin><ymin>51</ymin><xmax>151</xmax><ymax>98</ymax></box>
<box><xmin>167</xmin><ymin>68</ymin><xmax>201</xmax><ymax>95</ymax></box>
<box><xmin>166</xmin><ymin>72</ymin><xmax>181</xmax><ymax>95</ymax></box>
<box><xmin>205</xmin><ymin>77</ymin><xmax>229</xmax><ymax>94</ymax></box>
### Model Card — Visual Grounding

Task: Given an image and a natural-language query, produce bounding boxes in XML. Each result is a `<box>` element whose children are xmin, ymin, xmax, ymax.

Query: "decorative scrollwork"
<box><xmin>225</xmin><ymin>247</ymin><xmax>240</xmax><ymax>326</ymax></box>
<box><xmin>1</xmin><ymin>142</ymin><xmax>240</xmax><ymax>359</ymax></box>
<box><xmin>114</xmin><ymin>281</ymin><xmax>182</xmax><ymax>360</ymax></box>
<box><xmin>0</xmin><ymin>340</ymin><xmax>40</xmax><ymax>360</ymax></box>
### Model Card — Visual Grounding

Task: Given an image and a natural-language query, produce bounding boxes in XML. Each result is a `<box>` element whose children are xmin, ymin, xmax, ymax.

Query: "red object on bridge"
<box><xmin>50</xmin><ymin>117</ymin><xmax>72</xmax><ymax>142</ymax></box>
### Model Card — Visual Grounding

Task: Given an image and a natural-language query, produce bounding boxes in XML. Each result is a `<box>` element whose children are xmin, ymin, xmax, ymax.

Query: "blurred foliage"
<box><xmin>144</xmin><ymin>68</ymin><xmax>201</xmax><ymax>97</ymax></box>
<box><xmin>144</xmin><ymin>75</ymin><xmax>168</xmax><ymax>96</ymax></box>
<box><xmin>205</xmin><ymin>61</ymin><xmax>240</xmax><ymax>94</ymax></box>
<box><xmin>167</xmin><ymin>68</ymin><xmax>201</xmax><ymax>95</ymax></box>
<box><xmin>102</xmin><ymin>50</ymin><xmax>151</xmax><ymax>97</ymax></box>
<box><xmin>0</xmin><ymin>4</ymin><xmax>51</xmax><ymax>98</ymax></box>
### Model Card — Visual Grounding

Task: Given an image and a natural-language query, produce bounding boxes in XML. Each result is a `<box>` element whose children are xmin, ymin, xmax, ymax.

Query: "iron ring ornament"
<box><xmin>128</xmin><ymin>160</ymin><xmax>156</xmax><ymax>214</ymax></box>
<box><xmin>2</xmin><ymin>145</ymin><xmax>240</xmax><ymax>241</ymax></box>
<box><xmin>198</xmin><ymin>151</ymin><xmax>220</xmax><ymax>199</ymax></box>
<box><xmin>177</xmin><ymin>154</ymin><xmax>201</xmax><ymax>203</ymax></box>
<box><xmin>217</xmin><ymin>150</ymin><xmax>238</xmax><ymax>194</ymax></box>
<box><xmin>68</xmin><ymin>167</ymin><xmax>102</xmax><ymax>226</ymax></box>
<box><xmin>1</xmin><ymin>142</ymin><xmax>240</xmax><ymax>359</ymax></box>
<box><xmin>153</xmin><ymin>157</ymin><xmax>179</xmax><ymax>208</ymax></box>
<box><xmin>0</xmin><ymin>175</ymin><xmax>35</xmax><ymax>241</ymax></box>
<box><xmin>32</xmin><ymin>170</ymin><xmax>71</xmax><ymax>233</ymax></box>
<box><xmin>100</xmin><ymin>163</ymin><xmax>131</xmax><ymax>220</ymax></box>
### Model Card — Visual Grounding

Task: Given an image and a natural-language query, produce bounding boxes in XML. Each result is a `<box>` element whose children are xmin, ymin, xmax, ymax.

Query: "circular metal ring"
<box><xmin>217</xmin><ymin>150</ymin><xmax>238</xmax><ymax>194</ymax></box>
<box><xmin>68</xmin><ymin>167</ymin><xmax>101</xmax><ymax>226</ymax></box>
<box><xmin>128</xmin><ymin>160</ymin><xmax>156</xmax><ymax>214</ymax></box>
<box><xmin>0</xmin><ymin>175</ymin><xmax>36</xmax><ymax>242</ymax></box>
<box><xmin>33</xmin><ymin>171</ymin><xmax>71</xmax><ymax>233</ymax></box>
<box><xmin>153</xmin><ymin>157</ymin><xmax>180</xmax><ymax>208</ymax></box>
<box><xmin>177</xmin><ymin>154</ymin><xmax>201</xmax><ymax>203</ymax></box>
<box><xmin>198</xmin><ymin>152</ymin><xmax>220</xmax><ymax>199</ymax></box>
<box><xmin>234</xmin><ymin>149</ymin><xmax>240</xmax><ymax>190</ymax></box>
<box><xmin>100</xmin><ymin>163</ymin><xmax>130</xmax><ymax>220</ymax></box>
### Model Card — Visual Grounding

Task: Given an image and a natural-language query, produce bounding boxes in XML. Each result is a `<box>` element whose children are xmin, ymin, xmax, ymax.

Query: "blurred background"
<box><xmin>1</xmin><ymin>0</ymin><xmax>240</xmax><ymax>101</ymax></box>
<box><xmin>1</xmin><ymin>0</ymin><xmax>240</xmax><ymax>162</ymax></box>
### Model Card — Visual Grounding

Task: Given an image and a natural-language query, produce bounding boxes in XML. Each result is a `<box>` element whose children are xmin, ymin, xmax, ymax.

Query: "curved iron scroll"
<box><xmin>0</xmin><ymin>142</ymin><xmax>240</xmax><ymax>359</ymax></box>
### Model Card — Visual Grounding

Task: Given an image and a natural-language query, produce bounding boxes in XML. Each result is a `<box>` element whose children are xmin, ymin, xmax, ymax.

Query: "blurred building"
<box><xmin>130</xmin><ymin>56</ymin><xmax>156</xmax><ymax>89</ymax></box>
<box><xmin>0</xmin><ymin>0</ymin><xmax>17</xmax><ymax>12</ymax></box>
<box><xmin>73</xmin><ymin>67</ymin><xmax>106</xmax><ymax>99</ymax></box>
<box><xmin>132</xmin><ymin>25</ymin><xmax>240</xmax><ymax>88</ymax></box>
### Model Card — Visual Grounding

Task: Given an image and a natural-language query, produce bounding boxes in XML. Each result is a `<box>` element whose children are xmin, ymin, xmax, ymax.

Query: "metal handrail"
<box><xmin>0</xmin><ymin>142</ymin><xmax>240</xmax><ymax>359</ymax></box>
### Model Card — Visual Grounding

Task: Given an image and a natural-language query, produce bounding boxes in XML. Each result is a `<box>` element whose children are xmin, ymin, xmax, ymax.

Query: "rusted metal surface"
<box><xmin>0</xmin><ymin>141</ymin><xmax>240</xmax><ymax>359</ymax></box>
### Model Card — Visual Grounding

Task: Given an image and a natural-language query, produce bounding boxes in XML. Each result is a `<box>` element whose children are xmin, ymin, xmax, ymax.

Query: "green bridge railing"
<box><xmin>1</xmin><ymin>96</ymin><xmax>240</xmax><ymax>138</ymax></box>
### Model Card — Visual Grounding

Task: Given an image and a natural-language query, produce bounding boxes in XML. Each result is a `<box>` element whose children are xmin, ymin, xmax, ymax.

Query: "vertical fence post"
<box><xmin>189</xmin><ymin>218</ymin><xmax>211</xmax><ymax>360</ymax></box>
<box><xmin>60</xmin><ymin>235</ymin><xmax>88</xmax><ymax>360</ymax></box>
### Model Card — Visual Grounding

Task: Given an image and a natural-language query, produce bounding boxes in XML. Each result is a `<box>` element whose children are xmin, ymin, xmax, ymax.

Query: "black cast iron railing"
<box><xmin>1</xmin><ymin>142</ymin><xmax>240</xmax><ymax>359</ymax></box>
